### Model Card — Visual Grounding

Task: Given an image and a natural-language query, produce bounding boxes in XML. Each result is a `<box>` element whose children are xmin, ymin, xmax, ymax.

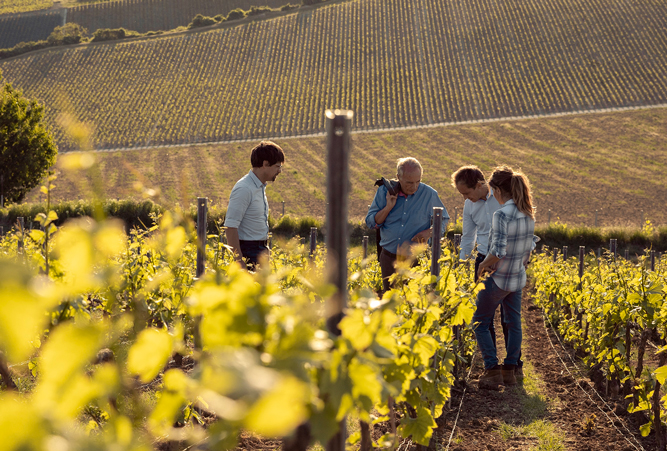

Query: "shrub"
<box><xmin>0</xmin><ymin>40</ymin><xmax>49</xmax><ymax>60</ymax></box>
<box><xmin>213</xmin><ymin>14</ymin><xmax>225</xmax><ymax>22</ymax></box>
<box><xmin>280</xmin><ymin>4</ymin><xmax>300</xmax><ymax>11</ymax></box>
<box><xmin>247</xmin><ymin>6</ymin><xmax>273</xmax><ymax>16</ymax></box>
<box><xmin>226</xmin><ymin>8</ymin><xmax>247</xmax><ymax>21</ymax></box>
<box><xmin>188</xmin><ymin>14</ymin><xmax>217</xmax><ymax>29</ymax></box>
<box><xmin>47</xmin><ymin>23</ymin><xmax>87</xmax><ymax>46</ymax></box>
<box><xmin>91</xmin><ymin>28</ymin><xmax>127</xmax><ymax>42</ymax></box>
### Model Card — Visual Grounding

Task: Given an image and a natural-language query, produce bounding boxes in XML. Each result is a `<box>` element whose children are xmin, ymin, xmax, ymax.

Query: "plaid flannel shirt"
<box><xmin>487</xmin><ymin>199</ymin><xmax>535</xmax><ymax>292</ymax></box>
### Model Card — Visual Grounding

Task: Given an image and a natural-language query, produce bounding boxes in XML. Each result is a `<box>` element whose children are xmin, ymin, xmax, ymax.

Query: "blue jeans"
<box><xmin>472</xmin><ymin>276</ymin><xmax>522</xmax><ymax>369</ymax></box>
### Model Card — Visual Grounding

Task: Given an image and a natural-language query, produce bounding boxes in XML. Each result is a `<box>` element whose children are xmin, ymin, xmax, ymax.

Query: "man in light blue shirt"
<box><xmin>451</xmin><ymin>166</ymin><xmax>501</xmax><ymax>278</ymax></box>
<box><xmin>366</xmin><ymin>157</ymin><xmax>449</xmax><ymax>292</ymax></box>
<box><xmin>224</xmin><ymin>141</ymin><xmax>284</xmax><ymax>270</ymax></box>
<box><xmin>451</xmin><ymin>165</ymin><xmax>529</xmax><ymax>378</ymax></box>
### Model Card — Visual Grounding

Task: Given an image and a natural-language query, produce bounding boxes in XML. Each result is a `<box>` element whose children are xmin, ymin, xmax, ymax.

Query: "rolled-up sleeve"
<box><xmin>224</xmin><ymin>184</ymin><xmax>251</xmax><ymax>228</ymax></box>
<box><xmin>488</xmin><ymin>210</ymin><xmax>508</xmax><ymax>259</ymax></box>
<box><xmin>459</xmin><ymin>201</ymin><xmax>476</xmax><ymax>259</ymax></box>
<box><xmin>365</xmin><ymin>187</ymin><xmax>387</xmax><ymax>229</ymax></box>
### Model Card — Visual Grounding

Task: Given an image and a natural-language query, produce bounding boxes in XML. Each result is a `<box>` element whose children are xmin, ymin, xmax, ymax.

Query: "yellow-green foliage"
<box><xmin>0</xmin><ymin>196</ymin><xmax>481</xmax><ymax>448</ymax></box>
<box><xmin>529</xmin><ymin>251</ymin><xmax>667</xmax><ymax>437</ymax></box>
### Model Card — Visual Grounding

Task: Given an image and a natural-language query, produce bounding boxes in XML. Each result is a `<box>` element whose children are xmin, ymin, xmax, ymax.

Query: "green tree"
<box><xmin>47</xmin><ymin>23</ymin><xmax>87</xmax><ymax>46</ymax></box>
<box><xmin>0</xmin><ymin>72</ymin><xmax>58</xmax><ymax>204</ymax></box>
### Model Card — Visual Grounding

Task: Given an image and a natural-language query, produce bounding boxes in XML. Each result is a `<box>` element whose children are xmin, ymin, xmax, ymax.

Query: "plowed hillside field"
<box><xmin>2</xmin><ymin>0</ymin><xmax>667</xmax><ymax>151</ymax></box>
<box><xmin>36</xmin><ymin>107</ymin><xmax>667</xmax><ymax>227</ymax></box>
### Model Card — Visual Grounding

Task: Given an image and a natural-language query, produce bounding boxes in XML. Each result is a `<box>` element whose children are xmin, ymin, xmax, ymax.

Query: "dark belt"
<box><xmin>240</xmin><ymin>239</ymin><xmax>268</xmax><ymax>246</ymax></box>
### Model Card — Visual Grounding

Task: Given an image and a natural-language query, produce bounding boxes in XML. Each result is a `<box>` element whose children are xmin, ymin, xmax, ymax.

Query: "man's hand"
<box><xmin>374</xmin><ymin>192</ymin><xmax>398</xmax><ymax>225</ymax></box>
<box><xmin>385</xmin><ymin>191</ymin><xmax>398</xmax><ymax>210</ymax></box>
<box><xmin>225</xmin><ymin>227</ymin><xmax>247</xmax><ymax>270</ymax></box>
<box><xmin>236</xmin><ymin>257</ymin><xmax>247</xmax><ymax>270</ymax></box>
<box><xmin>411</xmin><ymin>228</ymin><xmax>432</xmax><ymax>244</ymax></box>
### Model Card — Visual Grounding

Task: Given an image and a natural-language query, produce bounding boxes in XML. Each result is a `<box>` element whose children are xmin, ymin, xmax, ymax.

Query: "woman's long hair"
<box><xmin>489</xmin><ymin>166</ymin><xmax>535</xmax><ymax>219</ymax></box>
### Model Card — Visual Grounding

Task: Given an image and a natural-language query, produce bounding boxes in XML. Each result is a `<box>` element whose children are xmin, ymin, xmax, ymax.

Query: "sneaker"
<box><xmin>502</xmin><ymin>364</ymin><xmax>517</xmax><ymax>386</ymax></box>
<box><xmin>515</xmin><ymin>365</ymin><xmax>524</xmax><ymax>382</ymax></box>
<box><xmin>479</xmin><ymin>365</ymin><xmax>504</xmax><ymax>390</ymax></box>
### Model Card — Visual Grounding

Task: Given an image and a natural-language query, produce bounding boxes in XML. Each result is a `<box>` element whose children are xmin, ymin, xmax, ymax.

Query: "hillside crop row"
<box><xmin>32</xmin><ymin>108</ymin><xmax>667</xmax><ymax>227</ymax></box>
<box><xmin>0</xmin><ymin>0</ymin><xmax>52</xmax><ymax>16</ymax></box>
<box><xmin>0</xmin><ymin>9</ymin><xmax>64</xmax><ymax>49</ymax></box>
<box><xmin>67</xmin><ymin>0</ymin><xmax>289</xmax><ymax>33</ymax></box>
<box><xmin>1</xmin><ymin>0</ymin><xmax>666</xmax><ymax>150</ymax></box>
<box><xmin>0</xmin><ymin>0</ymin><xmax>288</xmax><ymax>49</ymax></box>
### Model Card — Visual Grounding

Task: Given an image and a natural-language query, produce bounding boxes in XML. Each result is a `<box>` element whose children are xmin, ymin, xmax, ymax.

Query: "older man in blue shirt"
<box><xmin>366</xmin><ymin>157</ymin><xmax>449</xmax><ymax>292</ymax></box>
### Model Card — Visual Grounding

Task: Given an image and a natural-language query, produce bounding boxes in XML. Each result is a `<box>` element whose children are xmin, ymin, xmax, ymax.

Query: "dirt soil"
<box><xmin>433</xmin><ymin>288</ymin><xmax>657</xmax><ymax>451</ymax></box>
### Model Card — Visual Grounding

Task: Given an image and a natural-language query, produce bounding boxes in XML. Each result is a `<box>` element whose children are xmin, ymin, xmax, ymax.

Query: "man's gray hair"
<box><xmin>396</xmin><ymin>157</ymin><xmax>423</xmax><ymax>177</ymax></box>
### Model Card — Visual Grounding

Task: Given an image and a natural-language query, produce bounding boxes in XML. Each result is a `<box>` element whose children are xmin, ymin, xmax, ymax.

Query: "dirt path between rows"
<box><xmin>435</xmin><ymin>287</ymin><xmax>656</xmax><ymax>451</ymax></box>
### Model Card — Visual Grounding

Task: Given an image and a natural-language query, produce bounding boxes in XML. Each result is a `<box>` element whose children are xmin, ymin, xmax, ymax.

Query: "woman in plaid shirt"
<box><xmin>473</xmin><ymin>166</ymin><xmax>536</xmax><ymax>389</ymax></box>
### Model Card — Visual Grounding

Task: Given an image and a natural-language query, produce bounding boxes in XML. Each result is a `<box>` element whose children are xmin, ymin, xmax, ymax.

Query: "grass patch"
<box><xmin>495</xmin><ymin>322</ymin><xmax>566</xmax><ymax>450</ymax></box>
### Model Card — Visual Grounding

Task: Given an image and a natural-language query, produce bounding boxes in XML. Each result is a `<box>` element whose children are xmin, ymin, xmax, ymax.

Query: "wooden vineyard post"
<box><xmin>193</xmin><ymin>198</ymin><xmax>207</xmax><ymax>352</ymax></box>
<box><xmin>552</xmin><ymin>248</ymin><xmax>557</xmax><ymax>263</ymax></box>
<box><xmin>547</xmin><ymin>209</ymin><xmax>551</xmax><ymax>224</ymax></box>
<box><xmin>562</xmin><ymin>246</ymin><xmax>568</xmax><ymax>261</ymax></box>
<box><xmin>309</xmin><ymin>227</ymin><xmax>317</xmax><ymax>259</ymax></box>
<box><xmin>282</xmin><ymin>201</ymin><xmax>285</xmax><ymax>217</ymax></box>
<box><xmin>577</xmin><ymin>246</ymin><xmax>585</xmax><ymax>331</ymax></box>
<box><xmin>651</xmin><ymin>250</ymin><xmax>656</xmax><ymax>271</ymax></box>
<box><xmin>284</xmin><ymin>111</ymin><xmax>354</xmax><ymax>451</ymax></box>
<box><xmin>325</xmin><ymin>109</ymin><xmax>353</xmax><ymax>451</ymax></box>
<box><xmin>625</xmin><ymin>249</ymin><xmax>629</xmax><ymax>260</ymax></box>
<box><xmin>17</xmin><ymin>217</ymin><xmax>24</xmax><ymax>255</ymax></box>
<box><xmin>196</xmin><ymin>198</ymin><xmax>207</xmax><ymax>278</ymax></box>
<box><xmin>430</xmin><ymin>208</ymin><xmax>443</xmax><ymax>278</ymax></box>
<box><xmin>426</xmin><ymin>209</ymin><xmax>443</xmax><ymax>451</ymax></box>
<box><xmin>362</xmin><ymin>236</ymin><xmax>368</xmax><ymax>259</ymax></box>
<box><xmin>610</xmin><ymin>239</ymin><xmax>617</xmax><ymax>259</ymax></box>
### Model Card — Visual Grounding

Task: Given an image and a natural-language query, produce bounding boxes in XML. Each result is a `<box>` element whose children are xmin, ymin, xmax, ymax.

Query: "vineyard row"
<box><xmin>1</xmin><ymin>0</ymin><xmax>666</xmax><ymax>150</ymax></box>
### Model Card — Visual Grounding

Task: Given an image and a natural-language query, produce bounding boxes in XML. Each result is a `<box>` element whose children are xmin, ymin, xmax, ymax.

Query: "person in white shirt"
<box><xmin>224</xmin><ymin>141</ymin><xmax>284</xmax><ymax>270</ymax></box>
<box><xmin>451</xmin><ymin>165</ymin><xmax>523</xmax><ymax>377</ymax></box>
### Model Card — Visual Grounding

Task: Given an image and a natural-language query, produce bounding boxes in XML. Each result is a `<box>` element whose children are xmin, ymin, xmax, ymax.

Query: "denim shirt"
<box><xmin>224</xmin><ymin>170</ymin><xmax>269</xmax><ymax>240</ymax></box>
<box><xmin>366</xmin><ymin>183</ymin><xmax>449</xmax><ymax>254</ymax></box>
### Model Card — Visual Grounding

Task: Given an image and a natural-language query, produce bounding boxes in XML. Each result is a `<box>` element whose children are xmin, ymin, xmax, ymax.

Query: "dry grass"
<box><xmin>33</xmin><ymin>107</ymin><xmax>667</xmax><ymax>227</ymax></box>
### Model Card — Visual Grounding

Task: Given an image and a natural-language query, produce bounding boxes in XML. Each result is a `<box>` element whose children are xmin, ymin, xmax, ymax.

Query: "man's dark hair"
<box><xmin>250</xmin><ymin>141</ymin><xmax>285</xmax><ymax>168</ymax></box>
<box><xmin>451</xmin><ymin>165</ymin><xmax>485</xmax><ymax>189</ymax></box>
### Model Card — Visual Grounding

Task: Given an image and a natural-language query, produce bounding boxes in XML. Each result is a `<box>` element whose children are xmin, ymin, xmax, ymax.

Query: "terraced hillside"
<box><xmin>67</xmin><ymin>0</ymin><xmax>288</xmax><ymax>33</ymax></box>
<box><xmin>36</xmin><ymin>107</ymin><xmax>667</xmax><ymax>227</ymax></box>
<box><xmin>0</xmin><ymin>0</ymin><xmax>52</xmax><ymax>15</ymax></box>
<box><xmin>0</xmin><ymin>0</ymin><xmax>289</xmax><ymax>49</ymax></box>
<box><xmin>2</xmin><ymin>0</ymin><xmax>667</xmax><ymax>151</ymax></box>
<box><xmin>0</xmin><ymin>9</ymin><xmax>64</xmax><ymax>49</ymax></box>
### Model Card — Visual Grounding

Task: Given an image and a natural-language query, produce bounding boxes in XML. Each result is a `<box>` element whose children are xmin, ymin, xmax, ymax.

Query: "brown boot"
<box><xmin>502</xmin><ymin>364</ymin><xmax>517</xmax><ymax>386</ymax></box>
<box><xmin>479</xmin><ymin>365</ymin><xmax>504</xmax><ymax>390</ymax></box>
